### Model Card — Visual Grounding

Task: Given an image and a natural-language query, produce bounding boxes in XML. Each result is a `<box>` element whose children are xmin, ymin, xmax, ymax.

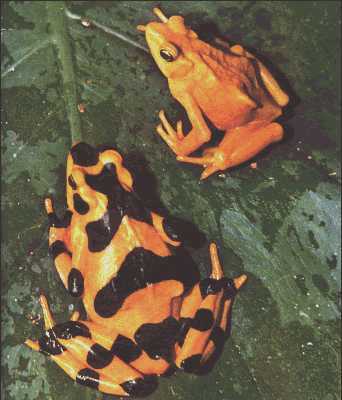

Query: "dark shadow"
<box><xmin>122</xmin><ymin>150</ymin><xmax>207</xmax><ymax>250</ymax></box>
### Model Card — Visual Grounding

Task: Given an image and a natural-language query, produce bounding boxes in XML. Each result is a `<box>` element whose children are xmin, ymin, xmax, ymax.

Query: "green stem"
<box><xmin>46</xmin><ymin>1</ymin><xmax>82</xmax><ymax>144</ymax></box>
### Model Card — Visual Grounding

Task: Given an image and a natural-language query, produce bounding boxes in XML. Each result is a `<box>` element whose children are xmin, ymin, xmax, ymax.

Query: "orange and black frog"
<box><xmin>138</xmin><ymin>8</ymin><xmax>289</xmax><ymax>179</ymax></box>
<box><xmin>25</xmin><ymin>142</ymin><xmax>247</xmax><ymax>397</ymax></box>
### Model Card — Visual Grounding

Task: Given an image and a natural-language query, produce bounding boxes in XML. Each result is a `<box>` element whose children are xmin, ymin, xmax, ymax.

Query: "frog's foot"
<box><xmin>177</xmin><ymin>147</ymin><xmax>228</xmax><ymax>180</ymax></box>
<box><xmin>156</xmin><ymin>110</ymin><xmax>185</xmax><ymax>154</ymax></box>
<box><xmin>175</xmin><ymin>243</ymin><xmax>247</xmax><ymax>373</ymax></box>
<box><xmin>25</xmin><ymin>295</ymin><xmax>158</xmax><ymax>397</ymax></box>
<box><xmin>44</xmin><ymin>198</ymin><xmax>84</xmax><ymax>298</ymax></box>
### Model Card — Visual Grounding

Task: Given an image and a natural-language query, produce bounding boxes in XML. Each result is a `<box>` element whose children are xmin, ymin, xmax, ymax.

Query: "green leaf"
<box><xmin>2</xmin><ymin>1</ymin><xmax>340</xmax><ymax>400</ymax></box>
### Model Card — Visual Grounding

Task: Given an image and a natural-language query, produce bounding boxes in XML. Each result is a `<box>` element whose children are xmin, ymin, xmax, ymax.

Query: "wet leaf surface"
<box><xmin>1</xmin><ymin>1</ymin><xmax>341</xmax><ymax>399</ymax></box>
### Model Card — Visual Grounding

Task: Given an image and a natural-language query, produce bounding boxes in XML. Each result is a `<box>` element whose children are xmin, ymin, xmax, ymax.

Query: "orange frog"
<box><xmin>138</xmin><ymin>8</ymin><xmax>289</xmax><ymax>179</ymax></box>
<box><xmin>25</xmin><ymin>142</ymin><xmax>247</xmax><ymax>397</ymax></box>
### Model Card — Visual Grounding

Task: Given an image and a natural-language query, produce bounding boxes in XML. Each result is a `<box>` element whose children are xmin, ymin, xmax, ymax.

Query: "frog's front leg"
<box><xmin>25</xmin><ymin>295</ymin><xmax>158</xmax><ymax>397</ymax></box>
<box><xmin>45</xmin><ymin>198</ymin><xmax>84</xmax><ymax>297</ymax></box>
<box><xmin>174</xmin><ymin>244</ymin><xmax>247</xmax><ymax>373</ymax></box>
<box><xmin>178</xmin><ymin>120</ymin><xmax>284</xmax><ymax>179</ymax></box>
<box><xmin>156</xmin><ymin>93</ymin><xmax>211</xmax><ymax>156</ymax></box>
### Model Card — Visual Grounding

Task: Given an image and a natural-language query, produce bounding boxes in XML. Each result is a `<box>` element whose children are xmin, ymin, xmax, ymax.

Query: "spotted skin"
<box><xmin>26</xmin><ymin>142</ymin><xmax>247</xmax><ymax>396</ymax></box>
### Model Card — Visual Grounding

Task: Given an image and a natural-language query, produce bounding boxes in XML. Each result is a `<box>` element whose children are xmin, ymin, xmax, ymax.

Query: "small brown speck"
<box><xmin>81</xmin><ymin>18</ymin><xmax>91</xmax><ymax>28</ymax></box>
<box><xmin>78</xmin><ymin>103</ymin><xmax>86</xmax><ymax>113</ymax></box>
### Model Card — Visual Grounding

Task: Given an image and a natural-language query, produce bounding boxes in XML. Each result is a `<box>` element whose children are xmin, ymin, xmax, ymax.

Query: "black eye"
<box><xmin>160</xmin><ymin>49</ymin><xmax>176</xmax><ymax>62</ymax></box>
<box><xmin>68</xmin><ymin>175</ymin><xmax>77</xmax><ymax>190</ymax></box>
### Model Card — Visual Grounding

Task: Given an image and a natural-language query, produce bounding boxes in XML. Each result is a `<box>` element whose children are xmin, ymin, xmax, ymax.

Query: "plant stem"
<box><xmin>46</xmin><ymin>1</ymin><xmax>82</xmax><ymax>144</ymax></box>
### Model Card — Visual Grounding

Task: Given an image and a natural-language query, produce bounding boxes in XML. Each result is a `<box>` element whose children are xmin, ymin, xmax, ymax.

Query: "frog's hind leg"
<box><xmin>25</xmin><ymin>295</ymin><xmax>158</xmax><ymax>397</ymax></box>
<box><xmin>175</xmin><ymin>243</ymin><xmax>246</xmax><ymax>373</ymax></box>
<box><xmin>230</xmin><ymin>44</ymin><xmax>289</xmax><ymax>107</ymax></box>
<box><xmin>45</xmin><ymin>198</ymin><xmax>83</xmax><ymax>297</ymax></box>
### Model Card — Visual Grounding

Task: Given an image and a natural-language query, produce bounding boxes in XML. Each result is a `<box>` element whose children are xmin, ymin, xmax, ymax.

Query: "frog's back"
<box><xmin>191</xmin><ymin>40</ymin><xmax>259</xmax><ymax>130</ymax></box>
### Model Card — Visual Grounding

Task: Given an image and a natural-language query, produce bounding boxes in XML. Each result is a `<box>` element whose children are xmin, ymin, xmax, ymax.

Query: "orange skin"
<box><xmin>138</xmin><ymin>8</ymin><xmax>289</xmax><ymax>179</ymax></box>
<box><xmin>25</xmin><ymin>142</ymin><xmax>247</xmax><ymax>396</ymax></box>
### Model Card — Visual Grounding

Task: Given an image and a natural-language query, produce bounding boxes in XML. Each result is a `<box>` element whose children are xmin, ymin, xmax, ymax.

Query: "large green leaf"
<box><xmin>1</xmin><ymin>1</ymin><xmax>340</xmax><ymax>399</ymax></box>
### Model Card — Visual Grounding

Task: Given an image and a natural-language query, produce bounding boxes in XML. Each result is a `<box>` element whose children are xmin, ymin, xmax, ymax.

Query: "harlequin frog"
<box><xmin>138</xmin><ymin>8</ymin><xmax>289</xmax><ymax>179</ymax></box>
<box><xmin>25</xmin><ymin>142</ymin><xmax>247</xmax><ymax>397</ymax></box>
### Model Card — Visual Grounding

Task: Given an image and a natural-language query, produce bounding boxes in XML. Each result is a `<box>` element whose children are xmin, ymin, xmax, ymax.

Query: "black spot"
<box><xmin>86</xmin><ymin>210</ymin><xmax>122</xmax><ymax>252</ymax></box>
<box><xmin>94</xmin><ymin>248</ymin><xmax>198</xmax><ymax>318</ymax></box>
<box><xmin>111</xmin><ymin>335</ymin><xmax>142</xmax><ymax>363</ymax></box>
<box><xmin>67</xmin><ymin>268</ymin><xmax>84</xmax><ymax>297</ymax></box>
<box><xmin>180</xmin><ymin>354</ymin><xmax>202</xmax><ymax>373</ymax></box>
<box><xmin>94</xmin><ymin>281</ymin><xmax>120</xmax><ymax>318</ymax></box>
<box><xmin>38</xmin><ymin>330</ymin><xmax>65</xmax><ymax>356</ymax></box>
<box><xmin>68</xmin><ymin>175</ymin><xmax>77</xmax><ymax>190</ymax></box>
<box><xmin>85</xmin><ymin>162</ymin><xmax>121</xmax><ymax>196</ymax></box>
<box><xmin>76</xmin><ymin>368</ymin><xmax>100</xmax><ymax>389</ymax></box>
<box><xmin>121</xmin><ymin>375</ymin><xmax>158</xmax><ymax>397</ymax></box>
<box><xmin>199</xmin><ymin>278</ymin><xmax>222</xmax><ymax>298</ymax></box>
<box><xmin>87</xmin><ymin>343</ymin><xmax>114</xmax><ymax>369</ymax></box>
<box><xmin>85</xmin><ymin>162</ymin><xmax>152</xmax><ymax>224</ymax></box>
<box><xmin>134</xmin><ymin>317</ymin><xmax>180</xmax><ymax>361</ymax></box>
<box><xmin>47</xmin><ymin>209</ymin><xmax>72</xmax><ymax>228</ymax></box>
<box><xmin>73</xmin><ymin>193</ymin><xmax>89</xmax><ymax>215</ymax></box>
<box><xmin>221</xmin><ymin>278</ymin><xmax>237</xmax><ymax>299</ymax></box>
<box><xmin>177</xmin><ymin>317</ymin><xmax>192</xmax><ymax>347</ymax></box>
<box><xmin>49</xmin><ymin>240</ymin><xmax>71</xmax><ymax>260</ymax></box>
<box><xmin>191</xmin><ymin>309</ymin><xmax>214</xmax><ymax>331</ymax></box>
<box><xmin>162</xmin><ymin>216</ymin><xmax>206</xmax><ymax>248</ymax></box>
<box><xmin>209</xmin><ymin>326</ymin><xmax>225</xmax><ymax>351</ymax></box>
<box><xmin>53</xmin><ymin>321</ymin><xmax>91</xmax><ymax>340</ymax></box>
<box><xmin>162</xmin><ymin>217</ymin><xmax>182</xmax><ymax>242</ymax></box>
<box><xmin>71</xmin><ymin>142</ymin><xmax>99</xmax><ymax>167</ymax></box>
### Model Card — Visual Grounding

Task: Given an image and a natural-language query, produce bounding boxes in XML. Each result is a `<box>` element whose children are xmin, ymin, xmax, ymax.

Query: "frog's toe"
<box><xmin>156</xmin><ymin>124</ymin><xmax>182</xmax><ymax>155</ymax></box>
<box><xmin>200</xmin><ymin>165</ymin><xmax>220</xmax><ymax>180</ymax></box>
<box><xmin>158</xmin><ymin>110</ymin><xmax>178</xmax><ymax>139</ymax></box>
<box><xmin>176</xmin><ymin>155</ymin><xmax>213</xmax><ymax>166</ymax></box>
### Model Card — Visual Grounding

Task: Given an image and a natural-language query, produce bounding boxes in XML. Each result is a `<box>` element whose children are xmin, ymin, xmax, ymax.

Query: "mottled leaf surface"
<box><xmin>1</xmin><ymin>1</ymin><xmax>340</xmax><ymax>400</ymax></box>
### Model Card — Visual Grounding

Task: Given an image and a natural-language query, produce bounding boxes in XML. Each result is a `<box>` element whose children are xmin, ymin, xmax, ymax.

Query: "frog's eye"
<box><xmin>160</xmin><ymin>46</ymin><xmax>179</xmax><ymax>62</ymax></box>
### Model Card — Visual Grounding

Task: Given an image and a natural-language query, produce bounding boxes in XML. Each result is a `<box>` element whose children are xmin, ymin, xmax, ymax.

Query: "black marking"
<box><xmin>199</xmin><ymin>278</ymin><xmax>222</xmax><ymax>298</ymax></box>
<box><xmin>83</xmin><ymin>162</ymin><xmax>153</xmax><ymax>253</ymax></box>
<box><xmin>191</xmin><ymin>309</ymin><xmax>214</xmax><ymax>332</ymax></box>
<box><xmin>86</xmin><ymin>210</ymin><xmax>121</xmax><ymax>252</ymax></box>
<box><xmin>73</xmin><ymin>193</ymin><xmax>89</xmax><ymax>215</ymax></box>
<box><xmin>67</xmin><ymin>268</ymin><xmax>84</xmax><ymax>297</ymax></box>
<box><xmin>177</xmin><ymin>317</ymin><xmax>192</xmax><ymax>347</ymax></box>
<box><xmin>209</xmin><ymin>326</ymin><xmax>225</xmax><ymax>350</ymax></box>
<box><xmin>162</xmin><ymin>217</ymin><xmax>182</xmax><ymax>242</ymax></box>
<box><xmin>121</xmin><ymin>375</ymin><xmax>158</xmax><ymax>397</ymax></box>
<box><xmin>71</xmin><ymin>142</ymin><xmax>99</xmax><ymax>167</ymax></box>
<box><xmin>94</xmin><ymin>247</ymin><xmax>198</xmax><ymax>318</ymax></box>
<box><xmin>180</xmin><ymin>354</ymin><xmax>202</xmax><ymax>373</ymax></box>
<box><xmin>38</xmin><ymin>330</ymin><xmax>65</xmax><ymax>356</ymax></box>
<box><xmin>111</xmin><ymin>335</ymin><xmax>142</xmax><ymax>363</ymax></box>
<box><xmin>47</xmin><ymin>209</ymin><xmax>72</xmax><ymax>228</ymax></box>
<box><xmin>68</xmin><ymin>174</ymin><xmax>77</xmax><ymax>190</ymax></box>
<box><xmin>53</xmin><ymin>321</ymin><xmax>91</xmax><ymax>340</ymax></box>
<box><xmin>76</xmin><ymin>368</ymin><xmax>100</xmax><ymax>389</ymax></box>
<box><xmin>49</xmin><ymin>240</ymin><xmax>71</xmax><ymax>260</ymax></box>
<box><xmin>162</xmin><ymin>216</ymin><xmax>206</xmax><ymax>248</ymax></box>
<box><xmin>134</xmin><ymin>317</ymin><xmax>180</xmax><ymax>361</ymax></box>
<box><xmin>87</xmin><ymin>343</ymin><xmax>114</xmax><ymax>369</ymax></box>
<box><xmin>221</xmin><ymin>277</ymin><xmax>237</xmax><ymax>299</ymax></box>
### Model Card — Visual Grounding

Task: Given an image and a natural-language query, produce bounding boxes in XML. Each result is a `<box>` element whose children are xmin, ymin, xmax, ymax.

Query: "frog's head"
<box><xmin>66</xmin><ymin>142</ymin><xmax>133</xmax><ymax>213</ymax></box>
<box><xmin>137</xmin><ymin>8</ymin><xmax>197</xmax><ymax>79</ymax></box>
